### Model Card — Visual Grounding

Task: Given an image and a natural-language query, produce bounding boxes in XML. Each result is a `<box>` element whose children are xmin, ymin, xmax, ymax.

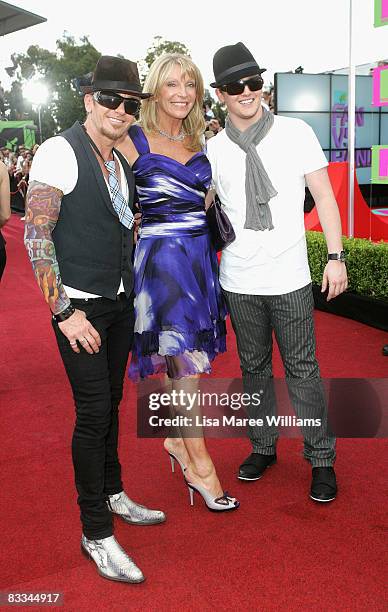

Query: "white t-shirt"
<box><xmin>30</xmin><ymin>136</ymin><xmax>129</xmax><ymax>298</ymax></box>
<box><xmin>207</xmin><ymin>115</ymin><xmax>328</xmax><ymax>295</ymax></box>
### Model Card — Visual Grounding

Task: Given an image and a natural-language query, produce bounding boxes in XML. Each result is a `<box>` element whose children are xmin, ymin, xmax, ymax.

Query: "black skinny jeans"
<box><xmin>52</xmin><ymin>294</ymin><xmax>134</xmax><ymax>540</ymax></box>
<box><xmin>0</xmin><ymin>246</ymin><xmax>6</xmax><ymax>281</ymax></box>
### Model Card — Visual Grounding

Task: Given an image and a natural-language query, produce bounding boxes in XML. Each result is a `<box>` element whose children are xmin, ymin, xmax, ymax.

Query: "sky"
<box><xmin>0</xmin><ymin>0</ymin><xmax>387</xmax><ymax>93</ymax></box>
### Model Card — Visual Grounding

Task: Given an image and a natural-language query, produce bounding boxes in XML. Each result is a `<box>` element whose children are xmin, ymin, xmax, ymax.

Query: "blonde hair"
<box><xmin>140</xmin><ymin>53</ymin><xmax>206</xmax><ymax>152</ymax></box>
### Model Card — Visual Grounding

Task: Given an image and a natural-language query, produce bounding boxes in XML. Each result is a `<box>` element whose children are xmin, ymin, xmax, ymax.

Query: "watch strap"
<box><xmin>327</xmin><ymin>251</ymin><xmax>346</xmax><ymax>262</ymax></box>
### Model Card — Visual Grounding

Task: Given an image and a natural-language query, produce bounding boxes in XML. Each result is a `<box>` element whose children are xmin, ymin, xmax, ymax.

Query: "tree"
<box><xmin>212</xmin><ymin>101</ymin><xmax>227</xmax><ymax>127</ymax></box>
<box><xmin>4</xmin><ymin>81</ymin><xmax>24</xmax><ymax>120</ymax></box>
<box><xmin>5</xmin><ymin>34</ymin><xmax>100</xmax><ymax>139</ymax></box>
<box><xmin>140</xmin><ymin>36</ymin><xmax>191</xmax><ymax>82</ymax></box>
<box><xmin>203</xmin><ymin>88</ymin><xmax>213</xmax><ymax>109</ymax></box>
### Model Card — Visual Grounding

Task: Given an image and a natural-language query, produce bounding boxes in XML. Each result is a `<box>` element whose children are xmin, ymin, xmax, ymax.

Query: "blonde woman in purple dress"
<box><xmin>118</xmin><ymin>54</ymin><xmax>239</xmax><ymax>511</ymax></box>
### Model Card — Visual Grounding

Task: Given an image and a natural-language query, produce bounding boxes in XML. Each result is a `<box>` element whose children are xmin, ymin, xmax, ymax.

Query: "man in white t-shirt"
<box><xmin>24</xmin><ymin>56</ymin><xmax>165</xmax><ymax>584</ymax></box>
<box><xmin>207</xmin><ymin>43</ymin><xmax>348</xmax><ymax>503</ymax></box>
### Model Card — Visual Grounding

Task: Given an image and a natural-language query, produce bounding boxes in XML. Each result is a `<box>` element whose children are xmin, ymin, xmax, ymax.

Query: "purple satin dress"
<box><xmin>128</xmin><ymin>125</ymin><xmax>227</xmax><ymax>380</ymax></box>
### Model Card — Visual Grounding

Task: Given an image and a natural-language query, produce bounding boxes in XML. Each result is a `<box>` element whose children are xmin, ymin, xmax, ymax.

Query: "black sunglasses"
<box><xmin>220</xmin><ymin>76</ymin><xmax>264</xmax><ymax>96</ymax></box>
<box><xmin>93</xmin><ymin>91</ymin><xmax>141</xmax><ymax>116</ymax></box>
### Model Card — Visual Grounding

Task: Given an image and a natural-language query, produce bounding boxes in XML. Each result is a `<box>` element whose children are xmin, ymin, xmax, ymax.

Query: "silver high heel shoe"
<box><xmin>166</xmin><ymin>449</ymin><xmax>186</xmax><ymax>474</ymax></box>
<box><xmin>184</xmin><ymin>470</ymin><xmax>240</xmax><ymax>512</ymax></box>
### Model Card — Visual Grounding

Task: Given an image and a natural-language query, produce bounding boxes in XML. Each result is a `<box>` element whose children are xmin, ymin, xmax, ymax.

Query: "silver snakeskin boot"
<box><xmin>81</xmin><ymin>535</ymin><xmax>145</xmax><ymax>583</ymax></box>
<box><xmin>107</xmin><ymin>491</ymin><xmax>166</xmax><ymax>525</ymax></box>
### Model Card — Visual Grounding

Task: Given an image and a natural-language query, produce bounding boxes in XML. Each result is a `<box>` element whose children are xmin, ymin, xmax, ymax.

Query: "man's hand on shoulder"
<box><xmin>321</xmin><ymin>261</ymin><xmax>348</xmax><ymax>301</ymax></box>
<box><xmin>58</xmin><ymin>309</ymin><xmax>101</xmax><ymax>354</ymax></box>
<box><xmin>134</xmin><ymin>211</ymin><xmax>141</xmax><ymax>243</ymax></box>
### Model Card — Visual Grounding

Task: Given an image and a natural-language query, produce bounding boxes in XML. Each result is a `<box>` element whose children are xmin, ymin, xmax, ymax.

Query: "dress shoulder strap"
<box><xmin>128</xmin><ymin>125</ymin><xmax>150</xmax><ymax>156</ymax></box>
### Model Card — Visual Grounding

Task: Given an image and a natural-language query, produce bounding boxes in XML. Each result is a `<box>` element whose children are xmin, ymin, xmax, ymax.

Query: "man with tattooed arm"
<box><xmin>24</xmin><ymin>56</ymin><xmax>165</xmax><ymax>584</ymax></box>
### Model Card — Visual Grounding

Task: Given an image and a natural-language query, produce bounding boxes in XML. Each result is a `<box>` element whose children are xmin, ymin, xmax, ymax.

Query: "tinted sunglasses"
<box><xmin>93</xmin><ymin>91</ymin><xmax>141</xmax><ymax>116</ymax></box>
<box><xmin>220</xmin><ymin>76</ymin><xmax>264</xmax><ymax>96</ymax></box>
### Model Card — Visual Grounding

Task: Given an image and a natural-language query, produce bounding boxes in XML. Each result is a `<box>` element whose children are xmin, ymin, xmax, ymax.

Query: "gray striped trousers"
<box><xmin>223</xmin><ymin>283</ymin><xmax>336</xmax><ymax>466</ymax></box>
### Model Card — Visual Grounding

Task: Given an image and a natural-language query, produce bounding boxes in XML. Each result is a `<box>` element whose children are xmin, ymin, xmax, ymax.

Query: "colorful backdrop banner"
<box><xmin>372</xmin><ymin>66</ymin><xmax>388</xmax><ymax>107</ymax></box>
<box><xmin>0</xmin><ymin>121</ymin><xmax>36</xmax><ymax>150</ymax></box>
<box><xmin>371</xmin><ymin>145</ymin><xmax>388</xmax><ymax>183</ymax></box>
<box><xmin>374</xmin><ymin>0</ymin><xmax>388</xmax><ymax>27</ymax></box>
<box><xmin>274</xmin><ymin>73</ymin><xmax>388</xmax><ymax>185</ymax></box>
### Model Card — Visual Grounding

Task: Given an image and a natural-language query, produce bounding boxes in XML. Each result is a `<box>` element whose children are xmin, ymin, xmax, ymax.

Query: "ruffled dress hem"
<box><xmin>129</xmin><ymin>320</ymin><xmax>227</xmax><ymax>381</ymax></box>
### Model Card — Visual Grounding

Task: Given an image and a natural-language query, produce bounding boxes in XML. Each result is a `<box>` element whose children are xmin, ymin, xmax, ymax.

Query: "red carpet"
<box><xmin>1</xmin><ymin>214</ymin><xmax>387</xmax><ymax>611</ymax></box>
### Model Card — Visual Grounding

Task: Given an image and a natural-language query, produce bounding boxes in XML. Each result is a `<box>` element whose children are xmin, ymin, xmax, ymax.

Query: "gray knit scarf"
<box><xmin>225</xmin><ymin>108</ymin><xmax>277</xmax><ymax>231</ymax></box>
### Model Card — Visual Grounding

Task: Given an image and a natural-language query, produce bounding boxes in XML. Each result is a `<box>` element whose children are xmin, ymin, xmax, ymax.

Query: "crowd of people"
<box><xmin>0</xmin><ymin>144</ymin><xmax>38</xmax><ymax>217</ymax></box>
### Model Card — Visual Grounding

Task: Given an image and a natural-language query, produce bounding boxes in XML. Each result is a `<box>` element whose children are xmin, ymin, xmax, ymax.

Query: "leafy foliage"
<box><xmin>5</xmin><ymin>34</ymin><xmax>100</xmax><ymax>139</ymax></box>
<box><xmin>139</xmin><ymin>36</ymin><xmax>191</xmax><ymax>84</ymax></box>
<box><xmin>143</xmin><ymin>36</ymin><xmax>190</xmax><ymax>70</ymax></box>
<box><xmin>212</xmin><ymin>101</ymin><xmax>227</xmax><ymax>126</ymax></box>
<box><xmin>307</xmin><ymin>231</ymin><xmax>388</xmax><ymax>300</ymax></box>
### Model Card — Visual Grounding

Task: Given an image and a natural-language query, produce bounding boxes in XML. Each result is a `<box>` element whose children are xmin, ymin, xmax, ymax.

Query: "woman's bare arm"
<box><xmin>0</xmin><ymin>161</ymin><xmax>11</xmax><ymax>228</ymax></box>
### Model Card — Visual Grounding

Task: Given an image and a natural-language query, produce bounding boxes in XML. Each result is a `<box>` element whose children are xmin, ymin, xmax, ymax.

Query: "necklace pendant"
<box><xmin>157</xmin><ymin>128</ymin><xmax>186</xmax><ymax>142</ymax></box>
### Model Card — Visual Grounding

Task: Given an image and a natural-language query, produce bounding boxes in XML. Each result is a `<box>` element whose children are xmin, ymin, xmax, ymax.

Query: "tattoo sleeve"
<box><xmin>24</xmin><ymin>180</ymin><xmax>71</xmax><ymax>315</ymax></box>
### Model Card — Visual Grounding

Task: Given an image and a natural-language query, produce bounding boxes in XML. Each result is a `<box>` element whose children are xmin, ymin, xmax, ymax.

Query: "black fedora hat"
<box><xmin>80</xmin><ymin>55</ymin><xmax>151</xmax><ymax>99</ymax></box>
<box><xmin>210</xmin><ymin>42</ymin><xmax>266</xmax><ymax>88</ymax></box>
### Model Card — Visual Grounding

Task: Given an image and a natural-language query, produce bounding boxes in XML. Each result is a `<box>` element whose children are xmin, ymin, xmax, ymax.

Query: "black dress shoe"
<box><xmin>310</xmin><ymin>467</ymin><xmax>337</xmax><ymax>502</ymax></box>
<box><xmin>238</xmin><ymin>453</ymin><xmax>277</xmax><ymax>481</ymax></box>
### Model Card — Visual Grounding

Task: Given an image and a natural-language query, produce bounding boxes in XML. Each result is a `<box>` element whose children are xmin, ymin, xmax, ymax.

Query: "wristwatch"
<box><xmin>327</xmin><ymin>251</ymin><xmax>346</xmax><ymax>263</ymax></box>
<box><xmin>53</xmin><ymin>303</ymin><xmax>76</xmax><ymax>322</ymax></box>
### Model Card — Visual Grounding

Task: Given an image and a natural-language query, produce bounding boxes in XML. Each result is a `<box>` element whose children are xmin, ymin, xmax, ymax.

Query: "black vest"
<box><xmin>52</xmin><ymin>121</ymin><xmax>135</xmax><ymax>299</ymax></box>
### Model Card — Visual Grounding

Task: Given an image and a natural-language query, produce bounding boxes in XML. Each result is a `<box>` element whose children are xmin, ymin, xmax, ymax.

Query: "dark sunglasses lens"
<box><xmin>246</xmin><ymin>78</ymin><xmax>263</xmax><ymax>91</ymax></box>
<box><xmin>245</xmin><ymin>77</ymin><xmax>264</xmax><ymax>91</ymax></box>
<box><xmin>225</xmin><ymin>77</ymin><xmax>263</xmax><ymax>95</ymax></box>
<box><xmin>225</xmin><ymin>82</ymin><xmax>244</xmax><ymax>95</ymax></box>
<box><xmin>97</xmin><ymin>92</ymin><xmax>140</xmax><ymax>115</ymax></box>
<box><xmin>123</xmin><ymin>98</ymin><xmax>141</xmax><ymax>115</ymax></box>
<box><xmin>97</xmin><ymin>92</ymin><xmax>121</xmax><ymax>110</ymax></box>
